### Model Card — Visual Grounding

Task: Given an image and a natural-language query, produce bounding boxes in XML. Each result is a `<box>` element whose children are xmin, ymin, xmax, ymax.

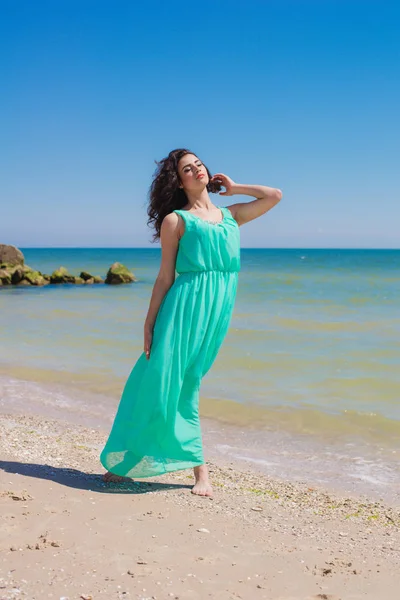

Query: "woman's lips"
<box><xmin>196</xmin><ymin>174</ymin><xmax>205</xmax><ymax>179</ymax></box>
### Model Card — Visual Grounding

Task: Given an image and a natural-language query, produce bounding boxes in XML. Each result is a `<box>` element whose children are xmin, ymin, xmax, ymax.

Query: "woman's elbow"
<box><xmin>156</xmin><ymin>272</ymin><xmax>175</xmax><ymax>290</ymax></box>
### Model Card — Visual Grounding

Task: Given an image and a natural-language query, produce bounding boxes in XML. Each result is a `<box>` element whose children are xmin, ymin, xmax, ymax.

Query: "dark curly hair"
<box><xmin>147</xmin><ymin>148</ymin><xmax>222</xmax><ymax>241</ymax></box>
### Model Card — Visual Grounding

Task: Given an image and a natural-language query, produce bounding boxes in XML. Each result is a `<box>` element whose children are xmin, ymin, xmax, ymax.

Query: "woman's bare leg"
<box><xmin>192</xmin><ymin>464</ymin><xmax>213</xmax><ymax>497</ymax></box>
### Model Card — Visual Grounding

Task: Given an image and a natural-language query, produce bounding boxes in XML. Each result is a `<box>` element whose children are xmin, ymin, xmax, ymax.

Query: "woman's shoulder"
<box><xmin>161</xmin><ymin>211</ymin><xmax>180</xmax><ymax>229</ymax></box>
<box><xmin>171</xmin><ymin>208</ymin><xmax>190</xmax><ymax>222</ymax></box>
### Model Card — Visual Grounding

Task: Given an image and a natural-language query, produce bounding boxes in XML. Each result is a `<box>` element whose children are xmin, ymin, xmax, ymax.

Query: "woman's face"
<box><xmin>177</xmin><ymin>154</ymin><xmax>209</xmax><ymax>191</ymax></box>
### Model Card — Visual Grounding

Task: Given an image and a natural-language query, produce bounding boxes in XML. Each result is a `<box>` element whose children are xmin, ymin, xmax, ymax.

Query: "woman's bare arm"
<box><xmin>144</xmin><ymin>213</ymin><xmax>180</xmax><ymax>357</ymax></box>
<box><xmin>227</xmin><ymin>184</ymin><xmax>282</xmax><ymax>225</ymax></box>
<box><xmin>211</xmin><ymin>173</ymin><xmax>282</xmax><ymax>226</ymax></box>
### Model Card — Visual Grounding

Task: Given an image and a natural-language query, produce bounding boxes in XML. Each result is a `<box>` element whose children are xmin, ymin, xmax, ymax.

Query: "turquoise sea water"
<box><xmin>1</xmin><ymin>248</ymin><xmax>399</xmax><ymax>500</ymax></box>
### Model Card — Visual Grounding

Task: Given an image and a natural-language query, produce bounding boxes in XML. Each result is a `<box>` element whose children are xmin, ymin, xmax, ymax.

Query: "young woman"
<box><xmin>100</xmin><ymin>148</ymin><xmax>282</xmax><ymax>497</ymax></box>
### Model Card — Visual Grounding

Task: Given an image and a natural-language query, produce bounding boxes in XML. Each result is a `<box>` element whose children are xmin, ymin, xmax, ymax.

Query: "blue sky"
<box><xmin>1</xmin><ymin>0</ymin><xmax>399</xmax><ymax>248</ymax></box>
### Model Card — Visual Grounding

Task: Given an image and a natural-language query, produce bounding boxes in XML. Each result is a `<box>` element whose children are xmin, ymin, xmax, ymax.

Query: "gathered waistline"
<box><xmin>177</xmin><ymin>269</ymin><xmax>239</xmax><ymax>275</ymax></box>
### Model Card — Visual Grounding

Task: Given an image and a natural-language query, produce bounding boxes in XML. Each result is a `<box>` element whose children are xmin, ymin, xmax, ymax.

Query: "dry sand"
<box><xmin>1</xmin><ymin>412</ymin><xmax>399</xmax><ymax>600</ymax></box>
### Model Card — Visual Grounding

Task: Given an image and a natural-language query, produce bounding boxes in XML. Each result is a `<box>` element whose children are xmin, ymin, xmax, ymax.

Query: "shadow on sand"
<box><xmin>0</xmin><ymin>460</ymin><xmax>192</xmax><ymax>495</ymax></box>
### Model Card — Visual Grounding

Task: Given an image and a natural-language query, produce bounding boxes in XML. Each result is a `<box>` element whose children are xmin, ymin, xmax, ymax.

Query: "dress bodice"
<box><xmin>173</xmin><ymin>206</ymin><xmax>241</xmax><ymax>274</ymax></box>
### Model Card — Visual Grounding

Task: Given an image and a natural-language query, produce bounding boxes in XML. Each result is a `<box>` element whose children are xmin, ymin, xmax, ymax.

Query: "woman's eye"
<box><xmin>183</xmin><ymin>162</ymin><xmax>202</xmax><ymax>173</ymax></box>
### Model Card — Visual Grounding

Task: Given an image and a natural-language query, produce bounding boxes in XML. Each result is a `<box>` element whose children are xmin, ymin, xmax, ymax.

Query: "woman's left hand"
<box><xmin>211</xmin><ymin>173</ymin><xmax>236</xmax><ymax>196</ymax></box>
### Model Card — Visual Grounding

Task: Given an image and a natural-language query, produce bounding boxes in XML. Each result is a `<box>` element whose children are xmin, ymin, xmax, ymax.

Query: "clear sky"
<box><xmin>1</xmin><ymin>0</ymin><xmax>399</xmax><ymax>248</ymax></box>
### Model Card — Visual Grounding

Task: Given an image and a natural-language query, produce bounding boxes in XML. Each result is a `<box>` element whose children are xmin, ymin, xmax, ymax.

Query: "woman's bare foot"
<box><xmin>103</xmin><ymin>471</ymin><xmax>132</xmax><ymax>483</ymax></box>
<box><xmin>192</xmin><ymin>464</ymin><xmax>213</xmax><ymax>497</ymax></box>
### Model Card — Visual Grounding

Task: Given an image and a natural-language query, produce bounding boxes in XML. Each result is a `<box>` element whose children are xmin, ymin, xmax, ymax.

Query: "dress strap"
<box><xmin>174</xmin><ymin>207</ymin><xmax>226</xmax><ymax>223</ymax></box>
<box><xmin>220</xmin><ymin>206</ymin><xmax>234</xmax><ymax>221</ymax></box>
<box><xmin>173</xmin><ymin>209</ymin><xmax>187</xmax><ymax>220</ymax></box>
<box><xmin>173</xmin><ymin>210</ymin><xmax>193</xmax><ymax>239</ymax></box>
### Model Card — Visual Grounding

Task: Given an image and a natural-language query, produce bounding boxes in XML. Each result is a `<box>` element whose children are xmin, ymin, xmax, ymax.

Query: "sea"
<box><xmin>1</xmin><ymin>248</ymin><xmax>399</xmax><ymax>504</ymax></box>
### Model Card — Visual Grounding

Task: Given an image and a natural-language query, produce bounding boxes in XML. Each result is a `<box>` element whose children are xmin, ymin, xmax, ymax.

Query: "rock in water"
<box><xmin>50</xmin><ymin>266</ymin><xmax>68</xmax><ymax>283</ymax></box>
<box><xmin>0</xmin><ymin>262</ymin><xmax>36</xmax><ymax>286</ymax></box>
<box><xmin>24</xmin><ymin>270</ymin><xmax>48</xmax><ymax>286</ymax></box>
<box><xmin>80</xmin><ymin>271</ymin><xmax>103</xmax><ymax>283</ymax></box>
<box><xmin>80</xmin><ymin>271</ymin><xmax>94</xmax><ymax>281</ymax></box>
<box><xmin>11</xmin><ymin>266</ymin><xmax>24</xmax><ymax>285</ymax></box>
<box><xmin>105</xmin><ymin>262</ymin><xmax>137</xmax><ymax>284</ymax></box>
<box><xmin>50</xmin><ymin>267</ymin><xmax>75</xmax><ymax>284</ymax></box>
<box><xmin>0</xmin><ymin>244</ymin><xmax>25</xmax><ymax>266</ymax></box>
<box><xmin>0</xmin><ymin>268</ymin><xmax>12</xmax><ymax>285</ymax></box>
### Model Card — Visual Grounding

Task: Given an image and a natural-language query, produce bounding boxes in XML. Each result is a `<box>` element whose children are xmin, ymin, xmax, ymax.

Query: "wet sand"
<box><xmin>1</xmin><ymin>372</ymin><xmax>399</xmax><ymax>507</ymax></box>
<box><xmin>1</xmin><ymin>412</ymin><xmax>399</xmax><ymax>600</ymax></box>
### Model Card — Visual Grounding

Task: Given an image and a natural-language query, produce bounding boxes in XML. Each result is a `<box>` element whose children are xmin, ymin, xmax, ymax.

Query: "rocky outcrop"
<box><xmin>24</xmin><ymin>270</ymin><xmax>49</xmax><ymax>286</ymax></box>
<box><xmin>11</xmin><ymin>266</ymin><xmax>25</xmax><ymax>285</ymax></box>
<box><xmin>105</xmin><ymin>262</ymin><xmax>137</xmax><ymax>285</ymax></box>
<box><xmin>0</xmin><ymin>262</ymin><xmax>49</xmax><ymax>287</ymax></box>
<box><xmin>80</xmin><ymin>272</ymin><xmax>104</xmax><ymax>284</ymax></box>
<box><xmin>0</xmin><ymin>244</ymin><xmax>24</xmax><ymax>267</ymax></box>
<box><xmin>50</xmin><ymin>267</ymin><xmax>75</xmax><ymax>284</ymax></box>
<box><xmin>80</xmin><ymin>271</ymin><xmax>92</xmax><ymax>281</ymax></box>
<box><xmin>0</xmin><ymin>245</ymin><xmax>136</xmax><ymax>288</ymax></box>
<box><xmin>0</xmin><ymin>269</ymin><xmax>12</xmax><ymax>285</ymax></box>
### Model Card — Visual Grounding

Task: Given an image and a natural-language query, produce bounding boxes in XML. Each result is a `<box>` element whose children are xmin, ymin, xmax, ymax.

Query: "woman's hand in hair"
<box><xmin>211</xmin><ymin>173</ymin><xmax>236</xmax><ymax>196</ymax></box>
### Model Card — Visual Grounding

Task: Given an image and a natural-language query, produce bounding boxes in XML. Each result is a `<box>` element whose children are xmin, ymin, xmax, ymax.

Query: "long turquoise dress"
<box><xmin>100</xmin><ymin>206</ymin><xmax>241</xmax><ymax>478</ymax></box>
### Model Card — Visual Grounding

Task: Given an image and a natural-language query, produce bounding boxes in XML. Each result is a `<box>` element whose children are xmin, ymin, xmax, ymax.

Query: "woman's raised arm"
<box><xmin>211</xmin><ymin>173</ymin><xmax>282</xmax><ymax>226</ymax></box>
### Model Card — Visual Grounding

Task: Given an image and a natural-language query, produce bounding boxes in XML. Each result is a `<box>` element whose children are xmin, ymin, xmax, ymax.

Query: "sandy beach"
<box><xmin>1</xmin><ymin>412</ymin><xmax>399</xmax><ymax>600</ymax></box>
<box><xmin>2</xmin><ymin>0</ymin><xmax>400</xmax><ymax>596</ymax></box>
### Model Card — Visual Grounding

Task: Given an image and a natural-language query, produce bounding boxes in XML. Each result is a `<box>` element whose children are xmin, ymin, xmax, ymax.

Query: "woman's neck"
<box><xmin>183</xmin><ymin>189</ymin><xmax>213</xmax><ymax>211</ymax></box>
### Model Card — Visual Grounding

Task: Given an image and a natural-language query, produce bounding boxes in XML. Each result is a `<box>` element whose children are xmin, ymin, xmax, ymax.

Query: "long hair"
<box><xmin>147</xmin><ymin>148</ymin><xmax>222</xmax><ymax>241</ymax></box>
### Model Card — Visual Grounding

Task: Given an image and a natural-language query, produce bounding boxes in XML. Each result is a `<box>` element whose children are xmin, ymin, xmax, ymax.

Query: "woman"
<box><xmin>100</xmin><ymin>148</ymin><xmax>282</xmax><ymax>497</ymax></box>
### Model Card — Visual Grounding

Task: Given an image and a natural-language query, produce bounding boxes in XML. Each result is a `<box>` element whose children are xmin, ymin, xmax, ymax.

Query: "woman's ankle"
<box><xmin>193</xmin><ymin>464</ymin><xmax>209</xmax><ymax>481</ymax></box>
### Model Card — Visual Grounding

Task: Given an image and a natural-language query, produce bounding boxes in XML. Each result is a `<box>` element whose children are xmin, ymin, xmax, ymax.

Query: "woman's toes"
<box><xmin>191</xmin><ymin>480</ymin><xmax>213</xmax><ymax>498</ymax></box>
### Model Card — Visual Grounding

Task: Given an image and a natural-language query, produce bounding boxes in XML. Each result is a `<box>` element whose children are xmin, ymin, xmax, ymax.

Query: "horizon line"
<box><xmin>16</xmin><ymin>246</ymin><xmax>400</xmax><ymax>251</ymax></box>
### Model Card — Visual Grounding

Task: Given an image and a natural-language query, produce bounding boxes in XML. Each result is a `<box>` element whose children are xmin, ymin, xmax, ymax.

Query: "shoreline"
<box><xmin>1</xmin><ymin>410</ymin><xmax>400</xmax><ymax>599</ymax></box>
<box><xmin>0</xmin><ymin>369</ymin><xmax>400</xmax><ymax>507</ymax></box>
<box><xmin>1</xmin><ymin>368</ymin><xmax>400</xmax><ymax>508</ymax></box>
